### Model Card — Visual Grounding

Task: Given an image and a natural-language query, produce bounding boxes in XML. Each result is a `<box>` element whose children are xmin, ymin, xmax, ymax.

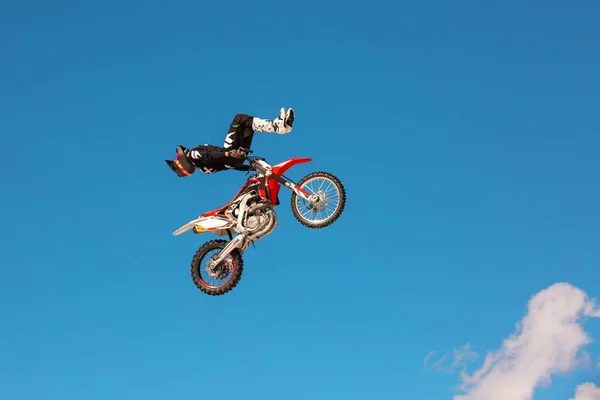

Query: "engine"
<box><xmin>242</xmin><ymin>203</ymin><xmax>278</xmax><ymax>240</ymax></box>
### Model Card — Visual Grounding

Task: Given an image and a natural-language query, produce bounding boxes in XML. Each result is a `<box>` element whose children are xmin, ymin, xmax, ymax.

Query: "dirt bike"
<box><xmin>172</xmin><ymin>149</ymin><xmax>346</xmax><ymax>296</ymax></box>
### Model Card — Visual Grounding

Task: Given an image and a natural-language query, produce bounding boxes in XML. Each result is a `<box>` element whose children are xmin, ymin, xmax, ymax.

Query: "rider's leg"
<box><xmin>251</xmin><ymin>108</ymin><xmax>295</xmax><ymax>135</ymax></box>
<box><xmin>223</xmin><ymin>108</ymin><xmax>295</xmax><ymax>152</ymax></box>
<box><xmin>223</xmin><ymin>114</ymin><xmax>255</xmax><ymax>152</ymax></box>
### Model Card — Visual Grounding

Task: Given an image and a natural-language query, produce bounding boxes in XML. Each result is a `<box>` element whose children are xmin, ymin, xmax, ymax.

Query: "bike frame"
<box><xmin>173</xmin><ymin>155</ymin><xmax>314</xmax><ymax>237</ymax></box>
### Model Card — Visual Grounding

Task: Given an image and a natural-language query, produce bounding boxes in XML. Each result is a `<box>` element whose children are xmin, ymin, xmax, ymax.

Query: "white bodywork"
<box><xmin>172</xmin><ymin>215</ymin><xmax>235</xmax><ymax>236</ymax></box>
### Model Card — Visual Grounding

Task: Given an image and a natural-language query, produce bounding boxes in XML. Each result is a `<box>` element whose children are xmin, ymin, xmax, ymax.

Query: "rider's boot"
<box><xmin>252</xmin><ymin>108</ymin><xmax>295</xmax><ymax>135</ymax></box>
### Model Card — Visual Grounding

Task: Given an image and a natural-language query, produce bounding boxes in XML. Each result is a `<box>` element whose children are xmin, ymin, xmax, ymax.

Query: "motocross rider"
<box><xmin>166</xmin><ymin>108</ymin><xmax>295</xmax><ymax>177</ymax></box>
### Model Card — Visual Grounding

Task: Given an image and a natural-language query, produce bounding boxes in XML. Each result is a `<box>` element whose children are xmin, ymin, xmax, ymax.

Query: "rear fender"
<box><xmin>172</xmin><ymin>215</ymin><xmax>235</xmax><ymax>236</ymax></box>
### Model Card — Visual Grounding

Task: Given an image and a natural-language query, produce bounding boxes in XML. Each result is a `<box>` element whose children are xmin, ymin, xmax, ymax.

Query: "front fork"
<box><xmin>280</xmin><ymin>175</ymin><xmax>322</xmax><ymax>209</ymax></box>
<box><xmin>265</xmin><ymin>169</ymin><xmax>314</xmax><ymax>202</ymax></box>
<box><xmin>251</xmin><ymin>160</ymin><xmax>313</xmax><ymax>202</ymax></box>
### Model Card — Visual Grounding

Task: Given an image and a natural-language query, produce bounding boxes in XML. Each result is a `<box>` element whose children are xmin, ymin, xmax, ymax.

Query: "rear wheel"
<box><xmin>190</xmin><ymin>239</ymin><xmax>243</xmax><ymax>296</ymax></box>
<box><xmin>291</xmin><ymin>171</ymin><xmax>346</xmax><ymax>229</ymax></box>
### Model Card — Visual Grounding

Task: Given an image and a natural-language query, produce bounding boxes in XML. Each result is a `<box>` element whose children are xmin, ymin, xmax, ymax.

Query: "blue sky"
<box><xmin>1</xmin><ymin>1</ymin><xmax>599</xmax><ymax>399</ymax></box>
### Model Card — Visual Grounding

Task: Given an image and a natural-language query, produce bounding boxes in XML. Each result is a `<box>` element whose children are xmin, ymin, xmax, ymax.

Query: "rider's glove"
<box><xmin>225</xmin><ymin>148</ymin><xmax>247</xmax><ymax>159</ymax></box>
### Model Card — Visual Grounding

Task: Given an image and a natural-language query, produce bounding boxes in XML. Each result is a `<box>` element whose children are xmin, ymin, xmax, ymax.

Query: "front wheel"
<box><xmin>291</xmin><ymin>171</ymin><xmax>346</xmax><ymax>229</ymax></box>
<box><xmin>190</xmin><ymin>239</ymin><xmax>244</xmax><ymax>296</ymax></box>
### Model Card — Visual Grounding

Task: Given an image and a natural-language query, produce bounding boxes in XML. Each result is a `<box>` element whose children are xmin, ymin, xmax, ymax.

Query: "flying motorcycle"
<box><xmin>172</xmin><ymin>149</ymin><xmax>346</xmax><ymax>296</ymax></box>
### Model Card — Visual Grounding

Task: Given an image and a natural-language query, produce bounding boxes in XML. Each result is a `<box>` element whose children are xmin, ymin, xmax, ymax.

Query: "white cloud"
<box><xmin>569</xmin><ymin>383</ymin><xmax>600</xmax><ymax>400</ymax></box>
<box><xmin>424</xmin><ymin>350</ymin><xmax>438</xmax><ymax>365</ymax></box>
<box><xmin>450</xmin><ymin>282</ymin><xmax>600</xmax><ymax>400</ymax></box>
<box><xmin>452</xmin><ymin>344</ymin><xmax>479</xmax><ymax>369</ymax></box>
<box><xmin>424</xmin><ymin>344</ymin><xmax>478</xmax><ymax>373</ymax></box>
<box><xmin>424</xmin><ymin>350</ymin><xmax>450</xmax><ymax>372</ymax></box>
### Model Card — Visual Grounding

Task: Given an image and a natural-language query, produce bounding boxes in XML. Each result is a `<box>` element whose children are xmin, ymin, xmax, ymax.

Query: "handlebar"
<box><xmin>234</xmin><ymin>147</ymin><xmax>270</xmax><ymax>174</ymax></box>
<box><xmin>236</xmin><ymin>147</ymin><xmax>263</xmax><ymax>163</ymax></box>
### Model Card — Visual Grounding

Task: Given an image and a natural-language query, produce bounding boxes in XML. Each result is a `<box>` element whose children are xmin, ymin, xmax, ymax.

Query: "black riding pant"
<box><xmin>223</xmin><ymin>113</ymin><xmax>256</xmax><ymax>151</ymax></box>
<box><xmin>186</xmin><ymin>114</ymin><xmax>256</xmax><ymax>173</ymax></box>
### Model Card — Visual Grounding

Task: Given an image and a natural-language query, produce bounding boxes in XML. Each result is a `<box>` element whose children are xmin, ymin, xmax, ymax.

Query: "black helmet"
<box><xmin>165</xmin><ymin>146</ymin><xmax>195</xmax><ymax>177</ymax></box>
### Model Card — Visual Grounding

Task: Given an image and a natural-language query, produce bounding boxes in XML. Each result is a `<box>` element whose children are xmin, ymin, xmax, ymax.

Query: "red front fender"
<box><xmin>268</xmin><ymin>157</ymin><xmax>312</xmax><ymax>203</ymax></box>
<box><xmin>272</xmin><ymin>157</ymin><xmax>312</xmax><ymax>176</ymax></box>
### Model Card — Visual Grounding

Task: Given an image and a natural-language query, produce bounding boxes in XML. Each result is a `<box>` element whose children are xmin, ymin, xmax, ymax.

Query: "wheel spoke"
<box><xmin>292</xmin><ymin>174</ymin><xmax>345</xmax><ymax>226</ymax></box>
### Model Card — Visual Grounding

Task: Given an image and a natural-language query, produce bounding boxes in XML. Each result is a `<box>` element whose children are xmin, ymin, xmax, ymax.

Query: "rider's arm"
<box><xmin>203</xmin><ymin>147</ymin><xmax>245</xmax><ymax>168</ymax></box>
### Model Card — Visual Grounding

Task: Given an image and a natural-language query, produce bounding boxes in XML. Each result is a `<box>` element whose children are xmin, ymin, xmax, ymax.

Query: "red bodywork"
<box><xmin>268</xmin><ymin>157</ymin><xmax>312</xmax><ymax>202</ymax></box>
<box><xmin>201</xmin><ymin>157</ymin><xmax>312</xmax><ymax>217</ymax></box>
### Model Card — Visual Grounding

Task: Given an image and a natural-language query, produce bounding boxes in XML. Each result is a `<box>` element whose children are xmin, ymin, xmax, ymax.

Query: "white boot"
<box><xmin>252</xmin><ymin>108</ymin><xmax>295</xmax><ymax>135</ymax></box>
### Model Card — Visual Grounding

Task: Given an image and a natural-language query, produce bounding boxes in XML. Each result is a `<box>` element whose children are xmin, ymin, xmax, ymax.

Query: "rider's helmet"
<box><xmin>165</xmin><ymin>146</ymin><xmax>196</xmax><ymax>177</ymax></box>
